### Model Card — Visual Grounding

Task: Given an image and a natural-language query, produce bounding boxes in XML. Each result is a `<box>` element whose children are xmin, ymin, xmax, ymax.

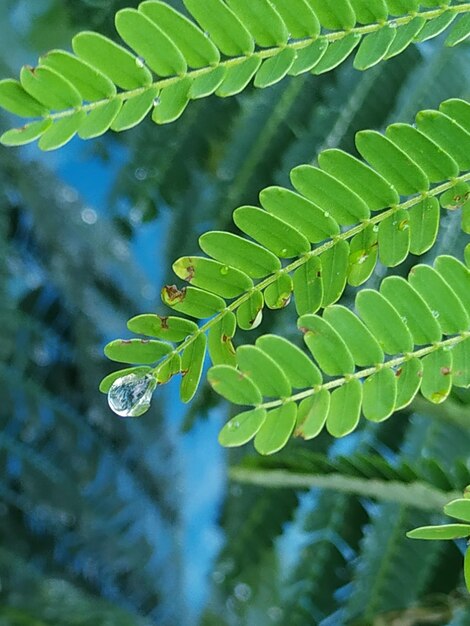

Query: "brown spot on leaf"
<box><xmin>395</xmin><ymin>368</ymin><xmax>403</xmax><ymax>378</ymax></box>
<box><xmin>159</xmin><ymin>315</ymin><xmax>169</xmax><ymax>329</ymax></box>
<box><xmin>162</xmin><ymin>284</ymin><xmax>186</xmax><ymax>305</ymax></box>
<box><xmin>299</xmin><ymin>326</ymin><xmax>309</xmax><ymax>335</ymax></box>
<box><xmin>185</xmin><ymin>265</ymin><xmax>195</xmax><ymax>282</ymax></box>
<box><xmin>440</xmin><ymin>366</ymin><xmax>452</xmax><ymax>376</ymax></box>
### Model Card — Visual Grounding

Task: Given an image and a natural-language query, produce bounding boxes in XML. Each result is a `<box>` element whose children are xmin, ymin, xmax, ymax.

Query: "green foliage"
<box><xmin>1</xmin><ymin>1</ymin><xmax>470</xmax><ymax>148</ymax></box>
<box><xmin>99</xmin><ymin>99</ymin><xmax>470</xmax><ymax>428</ymax></box>
<box><xmin>408</xmin><ymin>489</ymin><xmax>470</xmax><ymax>593</ymax></box>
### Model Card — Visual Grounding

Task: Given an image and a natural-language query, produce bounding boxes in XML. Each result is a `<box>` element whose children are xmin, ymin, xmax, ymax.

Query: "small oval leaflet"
<box><xmin>108</xmin><ymin>372</ymin><xmax>157</xmax><ymax>417</ymax></box>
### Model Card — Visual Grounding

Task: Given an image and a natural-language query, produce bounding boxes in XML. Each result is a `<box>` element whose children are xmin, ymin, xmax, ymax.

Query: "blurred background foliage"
<box><xmin>1</xmin><ymin>1</ymin><xmax>470</xmax><ymax>624</ymax></box>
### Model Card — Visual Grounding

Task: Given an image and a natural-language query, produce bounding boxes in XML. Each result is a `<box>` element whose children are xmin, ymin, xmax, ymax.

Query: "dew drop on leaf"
<box><xmin>432</xmin><ymin>310</ymin><xmax>440</xmax><ymax>318</ymax></box>
<box><xmin>135</xmin><ymin>56</ymin><xmax>145</xmax><ymax>68</ymax></box>
<box><xmin>220</xmin><ymin>266</ymin><xmax>229</xmax><ymax>275</ymax></box>
<box><xmin>108</xmin><ymin>373</ymin><xmax>157</xmax><ymax>417</ymax></box>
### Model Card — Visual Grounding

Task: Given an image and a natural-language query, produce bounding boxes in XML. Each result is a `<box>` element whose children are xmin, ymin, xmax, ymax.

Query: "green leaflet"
<box><xmin>38</xmin><ymin>111</ymin><xmax>86</xmax><ymax>151</ymax></box>
<box><xmin>152</xmin><ymin>77</ymin><xmax>192</xmax><ymax>124</ymax></box>
<box><xmin>320</xmin><ymin>240</ymin><xmax>349</xmax><ymax>307</ymax></box>
<box><xmin>323</xmin><ymin>305</ymin><xmax>384</xmax><ymax>367</ymax></box>
<box><xmin>255</xmin><ymin>335</ymin><xmax>322</xmax><ymax>389</ymax></box>
<box><xmin>288</xmin><ymin>39</ymin><xmax>328</xmax><ymax>76</ymax></box>
<box><xmin>415</xmin><ymin>9</ymin><xmax>456</xmax><ymax>42</ymax></box>
<box><xmin>172</xmin><ymin>256</ymin><xmax>253</xmax><ymax>298</ymax></box>
<box><xmin>0</xmin><ymin>119</ymin><xmax>52</xmax><ymax>147</ymax></box>
<box><xmin>349</xmin><ymin>0</ymin><xmax>388</xmax><ymax>24</ymax></box>
<box><xmin>291</xmin><ymin>165</ymin><xmax>370</xmax><ymax>225</ymax></box>
<box><xmin>445</xmin><ymin>13</ymin><xmax>470</xmax><ymax>47</ymax></box>
<box><xmin>355</xmin><ymin>290</ymin><xmax>414</xmax><ymax>354</ymax></box>
<box><xmin>208</xmin><ymin>365</ymin><xmax>262</xmax><ymax>405</ymax></box>
<box><xmin>434</xmin><ymin>256</ymin><xmax>470</xmax><ymax>315</ymax></box>
<box><xmin>127</xmin><ymin>314</ymin><xmax>198</xmax><ymax>342</ymax></box>
<box><xmin>254</xmin><ymin>402</ymin><xmax>297</xmax><ymax>455</ymax></box>
<box><xmin>264</xmin><ymin>273</ymin><xmax>293</xmax><ymax>310</ymax></box>
<box><xmin>452</xmin><ymin>337</ymin><xmax>470</xmax><ymax>388</ymax></box>
<box><xmin>236</xmin><ymin>345</ymin><xmax>291</xmax><ymax>397</ymax></box>
<box><xmin>293</xmin><ymin>256</ymin><xmax>323</xmax><ymax>316</ymax></box>
<box><xmin>407</xmin><ymin>524</ymin><xmax>470</xmax><ymax>540</ymax></box>
<box><xmin>362</xmin><ymin>368</ymin><xmax>397</xmax><ymax>422</ymax></box>
<box><xmin>216</xmin><ymin>56</ymin><xmax>261</xmax><ymax>97</ymax></box>
<box><xmin>72</xmin><ymin>31</ymin><xmax>153</xmax><ymax>90</ymax></box>
<box><xmin>115</xmin><ymin>8</ymin><xmax>187</xmax><ymax>77</ymax></box>
<box><xmin>237</xmin><ymin>290</ymin><xmax>264</xmax><ymax>330</ymax></box>
<box><xmin>378</xmin><ymin>209</ymin><xmax>411</xmax><ymax>268</ymax></box>
<box><xmin>218</xmin><ymin>408</ymin><xmax>267</xmax><ymax>447</ymax></box>
<box><xmin>395</xmin><ymin>357</ymin><xmax>422</xmax><ymax>410</ymax></box>
<box><xmin>387</xmin><ymin>0</ymin><xmax>418</xmax><ymax>14</ymax></box>
<box><xmin>416</xmin><ymin>110</ymin><xmax>470</xmax><ymax>171</ymax></box>
<box><xmin>444</xmin><ymin>499</ymin><xmax>470</xmax><ymax>523</ymax></box>
<box><xmin>420</xmin><ymin>348</ymin><xmax>453</xmax><ymax>404</ymax></box>
<box><xmin>312</xmin><ymin>33</ymin><xmax>361</xmax><ymax>75</ymax></box>
<box><xmin>39</xmin><ymin>50</ymin><xmax>117</xmax><ymax>100</ymax></box>
<box><xmin>356</xmin><ymin>130</ymin><xmax>429</xmax><ymax>195</ymax></box>
<box><xmin>306</xmin><ymin>0</ymin><xmax>356</xmax><ymax>30</ymax></box>
<box><xmin>226</xmin><ymin>0</ymin><xmax>289</xmax><ymax>47</ymax></box>
<box><xmin>318</xmin><ymin>148</ymin><xmax>399</xmax><ymax>212</ymax></box>
<box><xmin>0</xmin><ymin>78</ymin><xmax>48</xmax><ymax>117</ymax></box>
<box><xmin>269</xmin><ymin>0</ymin><xmax>320</xmax><ymax>38</ymax></box>
<box><xmin>348</xmin><ymin>225</ymin><xmax>378</xmax><ymax>287</ymax></box>
<box><xmin>199</xmin><ymin>231</ymin><xmax>281</xmax><ymax>279</ymax></box>
<box><xmin>254</xmin><ymin>48</ymin><xmax>296</xmax><ymax>89</ymax></box>
<box><xmin>183</xmin><ymin>0</ymin><xmax>254</xmax><ymax>57</ymax></box>
<box><xmin>190</xmin><ymin>67</ymin><xmax>227</xmax><ymax>99</ymax></box>
<box><xmin>104</xmin><ymin>338</ymin><xmax>173</xmax><ymax>364</ymax></box>
<box><xmin>260</xmin><ymin>186</ymin><xmax>339</xmax><ymax>243</ymax></box>
<box><xmin>161</xmin><ymin>284</ymin><xmax>226</xmax><ymax>319</ymax></box>
<box><xmin>408</xmin><ymin>265</ymin><xmax>469</xmax><ymax>334</ymax></box>
<box><xmin>139</xmin><ymin>0</ymin><xmax>220</xmax><ymax>68</ymax></box>
<box><xmin>180</xmin><ymin>333</ymin><xmax>207</xmax><ymax>402</ymax></box>
<box><xmin>20</xmin><ymin>65</ymin><xmax>82</xmax><ymax>110</ymax></box>
<box><xmin>379</xmin><ymin>276</ymin><xmax>442</xmax><ymax>345</ymax></box>
<box><xmin>299</xmin><ymin>315</ymin><xmax>355</xmax><ymax>377</ymax></box>
<box><xmin>208</xmin><ymin>311</ymin><xmax>237</xmax><ymax>367</ymax></box>
<box><xmin>384</xmin><ymin>17</ymin><xmax>425</xmax><ymax>59</ymax></box>
<box><xmin>408</xmin><ymin>197</ymin><xmax>440</xmax><ymax>255</ymax></box>
<box><xmin>233</xmin><ymin>206</ymin><xmax>310</xmax><ymax>257</ymax></box>
<box><xmin>78</xmin><ymin>99</ymin><xmax>122</xmax><ymax>139</ymax></box>
<box><xmin>353</xmin><ymin>24</ymin><xmax>396</xmax><ymax>71</ymax></box>
<box><xmin>439</xmin><ymin>181</ymin><xmax>470</xmax><ymax>210</ymax></box>
<box><xmin>295</xmin><ymin>390</ymin><xmax>330</xmax><ymax>440</ymax></box>
<box><xmin>386</xmin><ymin>123</ymin><xmax>459</xmax><ymax>182</ymax></box>
<box><xmin>111</xmin><ymin>87</ymin><xmax>159</xmax><ymax>131</ymax></box>
<box><xmin>326</xmin><ymin>379</ymin><xmax>362</xmax><ymax>438</ymax></box>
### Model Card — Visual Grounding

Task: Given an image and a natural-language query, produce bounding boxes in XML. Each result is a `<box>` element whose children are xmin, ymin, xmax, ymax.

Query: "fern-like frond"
<box><xmin>1</xmin><ymin>1</ymin><xmax>470</xmax><ymax>149</ymax></box>
<box><xmin>101</xmin><ymin>99</ymin><xmax>470</xmax><ymax>415</ymax></box>
<box><xmin>209</xmin><ymin>254</ymin><xmax>470</xmax><ymax>454</ymax></box>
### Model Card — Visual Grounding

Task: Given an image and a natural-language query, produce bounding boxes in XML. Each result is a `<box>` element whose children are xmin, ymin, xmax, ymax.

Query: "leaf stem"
<box><xmin>229</xmin><ymin>467</ymin><xmax>460</xmax><ymax>510</ymax></box>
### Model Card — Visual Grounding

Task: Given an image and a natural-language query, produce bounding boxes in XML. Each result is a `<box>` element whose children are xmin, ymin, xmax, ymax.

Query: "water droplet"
<box><xmin>220</xmin><ymin>266</ymin><xmax>229</xmax><ymax>275</ymax></box>
<box><xmin>280</xmin><ymin>248</ymin><xmax>288</xmax><ymax>256</ymax></box>
<box><xmin>324</xmin><ymin>211</ymin><xmax>330</xmax><ymax>218</ymax></box>
<box><xmin>135</xmin><ymin>56</ymin><xmax>145</xmax><ymax>68</ymax></box>
<box><xmin>108</xmin><ymin>373</ymin><xmax>157</xmax><ymax>417</ymax></box>
<box><xmin>432</xmin><ymin>310</ymin><xmax>440</xmax><ymax>318</ymax></box>
<box><xmin>234</xmin><ymin>583</ymin><xmax>251</xmax><ymax>602</ymax></box>
<box><xmin>401</xmin><ymin>315</ymin><xmax>407</xmax><ymax>324</ymax></box>
<box><xmin>153</xmin><ymin>97</ymin><xmax>161</xmax><ymax>107</ymax></box>
<box><xmin>228</xmin><ymin>420</ymin><xmax>240</xmax><ymax>430</ymax></box>
<box><xmin>373</xmin><ymin>224</ymin><xmax>379</xmax><ymax>232</ymax></box>
<box><xmin>398</xmin><ymin>218</ymin><xmax>409</xmax><ymax>231</ymax></box>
